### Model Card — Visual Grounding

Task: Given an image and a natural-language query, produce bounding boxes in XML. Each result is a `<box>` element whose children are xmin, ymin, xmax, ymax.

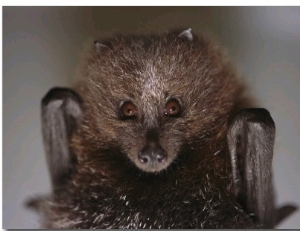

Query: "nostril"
<box><xmin>153</xmin><ymin>145</ymin><xmax>166</xmax><ymax>163</ymax></box>
<box><xmin>138</xmin><ymin>151</ymin><xmax>150</xmax><ymax>164</ymax></box>
<box><xmin>156</xmin><ymin>153</ymin><xmax>166</xmax><ymax>163</ymax></box>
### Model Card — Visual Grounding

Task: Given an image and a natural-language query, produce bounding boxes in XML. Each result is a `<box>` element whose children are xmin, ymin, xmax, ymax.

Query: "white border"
<box><xmin>2</xmin><ymin>1</ymin><xmax>300</xmax><ymax>6</ymax></box>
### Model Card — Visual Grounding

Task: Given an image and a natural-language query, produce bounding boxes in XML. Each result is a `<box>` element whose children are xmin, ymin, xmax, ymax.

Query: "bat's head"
<box><xmin>77</xmin><ymin>29</ymin><xmax>245</xmax><ymax>173</ymax></box>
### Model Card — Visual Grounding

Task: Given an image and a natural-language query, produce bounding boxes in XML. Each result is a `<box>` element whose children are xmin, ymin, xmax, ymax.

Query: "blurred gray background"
<box><xmin>3</xmin><ymin>6</ymin><xmax>300</xmax><ymax>229</ymax></box>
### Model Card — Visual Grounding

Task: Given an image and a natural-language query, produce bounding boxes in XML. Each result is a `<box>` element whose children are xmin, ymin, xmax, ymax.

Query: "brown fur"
<box><xmin>31</xmin><ymin>29</ymin><xmax>260</xmax><ymax>228</ymax></box>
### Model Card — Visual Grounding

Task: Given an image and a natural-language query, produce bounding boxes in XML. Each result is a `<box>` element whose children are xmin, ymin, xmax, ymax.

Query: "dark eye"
<box><xmin>164</xmin><ymin>98</ymin><xmax>182</xmax><ymax>117</ymax></box>
<box><xmin>120</xmin><ymin>101</ymin><xmax>137</xmax><ymax>119</ymax></box>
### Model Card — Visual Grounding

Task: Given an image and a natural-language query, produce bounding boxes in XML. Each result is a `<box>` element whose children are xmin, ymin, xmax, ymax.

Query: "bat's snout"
<box><xmin>137</xmin><ymin>141</ymin><xmax>168</xmax><ymax>172</ymax></box>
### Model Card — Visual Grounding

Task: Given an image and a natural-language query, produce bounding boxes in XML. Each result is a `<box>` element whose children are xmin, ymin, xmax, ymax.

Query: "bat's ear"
<box><xmin>94</xmin><ymin>40</ymin><xmax>110</xmax><ymax>53</ymax></box>
<box><xmin>178</xmin><ymin>28</ymin><xmax>193</xmax><ymax>41</ymax></box>
<box><xmin>41</xmin><ymin>87</ymin><xmax>82</xmax><ymax>192</ymax></box>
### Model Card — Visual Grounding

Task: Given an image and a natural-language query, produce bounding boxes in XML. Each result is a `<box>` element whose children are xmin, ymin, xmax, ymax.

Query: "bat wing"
<box><xmin>227</xmin><ymin>108</ymin><xmax>276</xmax><ymax>227</ymax></box>
<box><xmin>41</xmin><ymin>87</ymin><xmax>82</xmax><ymax>191</ymax></box>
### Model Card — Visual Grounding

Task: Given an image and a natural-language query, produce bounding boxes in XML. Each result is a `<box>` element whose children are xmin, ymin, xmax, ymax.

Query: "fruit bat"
<box><xmin>27</xmin><ymin>28</ymin><xmax>296</xmax><ymax>228</ymax></box>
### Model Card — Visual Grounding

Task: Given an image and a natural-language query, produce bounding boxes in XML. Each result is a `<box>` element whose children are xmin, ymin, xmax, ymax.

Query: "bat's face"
<box><xmin>111</xmin><ymin>90</ymin><xmax>188</xmax><ymax>173</ymax></box>
<box><xmin>82</xmin><ymin>71</ymin><xmax>189</xmax><ymax>173</ymax></box>
<box><xmin>79</xmin><ymin>32</ymin><xmax>242</xmax><ymax>173</ymax></box>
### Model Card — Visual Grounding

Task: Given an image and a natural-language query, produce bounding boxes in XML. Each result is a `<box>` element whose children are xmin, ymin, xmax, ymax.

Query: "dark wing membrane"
<box><xmin>41</xmin><ymin>87</ymin><xmax>82</xmax><ymax>191</ymax></box>
<box><xmin>227</xmin><ymin>108</ymin><xmax>276</xmax><ymax>228</ymax></box>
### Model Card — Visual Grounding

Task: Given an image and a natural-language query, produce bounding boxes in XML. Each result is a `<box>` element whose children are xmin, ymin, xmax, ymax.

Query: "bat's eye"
<box><xmin>164</xmin><ymin>98</ymin><xmax>182</xmax><ymax>117</ymax></box>
<box><xmin>120</xmin><ymin>101</ymin><xmax>137</xmax><ymax>119</ymax></box>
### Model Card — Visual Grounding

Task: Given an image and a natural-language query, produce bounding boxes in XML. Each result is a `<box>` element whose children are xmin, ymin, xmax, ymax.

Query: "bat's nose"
<box><xmin>138</xmin><ymin>142</ymin><xmax>167</xmax><ymax>165</ymax></box>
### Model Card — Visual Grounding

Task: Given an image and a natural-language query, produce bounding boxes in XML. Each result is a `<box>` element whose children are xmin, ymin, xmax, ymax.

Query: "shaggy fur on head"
<box><xmin>29</xmin><ymin>29</ymin><xmax>259</xmax><ymax>228</ymax></box>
